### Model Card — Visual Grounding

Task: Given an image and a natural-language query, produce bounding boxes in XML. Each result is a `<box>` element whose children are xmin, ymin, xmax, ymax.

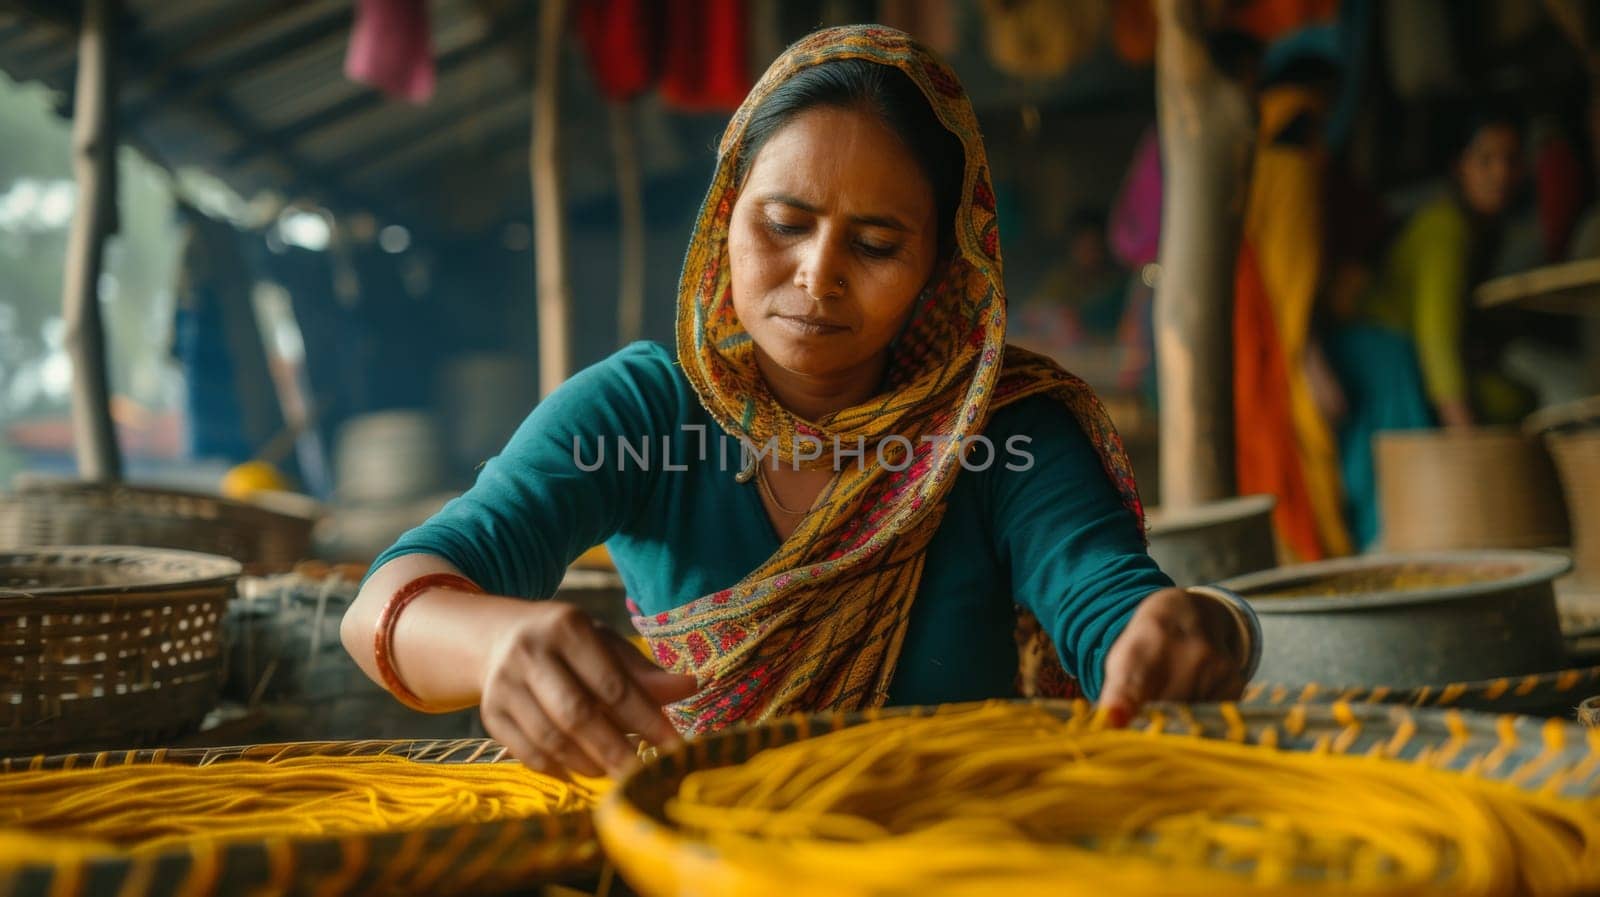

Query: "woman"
<box><xmin>341</xmin><ymin>27</ymin><xmax>1255</xmax><ymax>780</ymax></box>
<box><xmin>1329</xmin><ymin>108</ymin><xmax>1535</xmax><ymax>548</ymax></box>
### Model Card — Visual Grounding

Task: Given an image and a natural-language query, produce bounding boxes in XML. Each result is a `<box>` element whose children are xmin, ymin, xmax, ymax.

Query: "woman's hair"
<box><xmin>733</xmin><ymin>59</ymin><xmax>967</xmax><ymax>250</ymax></box>
<box><xmin>1448</xmin><ymin>101</ymin><xmax>1523</xmax><ymax>161</ymax></box>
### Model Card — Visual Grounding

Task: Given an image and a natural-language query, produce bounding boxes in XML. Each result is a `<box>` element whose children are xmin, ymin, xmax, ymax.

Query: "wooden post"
<box><xmin>61</xmin><ymin>0</ymin><xmax>123</xmax><ymax>482</ymax></box>
<box><xmin>1151</xmin><ymin>0</ymin><xmax>1252</xmax><ymax>506</ymax></box>
<box><xmin>532</xmin><ymin>0</ymin><xmax>572</xmax><ymax>398</ymax></box>
<box><xmin>611</xmin><ymin>100</ymin><xmax>646</xmax><ymax>346</ymax></box>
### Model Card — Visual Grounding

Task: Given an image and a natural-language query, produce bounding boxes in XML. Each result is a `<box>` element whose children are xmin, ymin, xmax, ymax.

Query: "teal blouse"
<box><xmin>371</xmin><ymin>342</ymin><xmax>1171</xmax><ymax>703</ymax></box>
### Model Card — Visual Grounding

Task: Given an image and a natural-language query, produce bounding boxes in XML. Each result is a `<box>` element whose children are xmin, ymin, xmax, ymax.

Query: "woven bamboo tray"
<box><xmin>1242</xmin><ymin>664</ymin><xmax>1600</xmax><ymax>718</ymax></box>
<box><xmin>0</xmin><ymin>547</ymin><xmax>240</xmax><ymax>757</ymax></box>
<box><xmin>594</xmin><ymin>700</ymin><xmax>1600</xmax><ymax>897</ymax></box>
<box><xmin>0</xmin><ymin>480</ymin><xmax>316</xmax><ymax>574</ymax></box>
<box><xmin>0</xmin><ymin>738</ymin><xmax>600</xmax><ymax>897</ymax></box>
<box><xmin>1375</xmin><ymin>428</ymin><xmax>1569</xmax><ymax>551</ymax></box>
<box><xmin>1548</xmin><ymin>431</ymin><xmax>1600</xmax><ymax>588</ymax></box>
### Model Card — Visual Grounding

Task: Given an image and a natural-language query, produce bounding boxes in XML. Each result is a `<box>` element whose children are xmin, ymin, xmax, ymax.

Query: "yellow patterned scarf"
<box><xmin>634</xmin><ymin>25</ymin><xmax>1144</xmax><ymax>735</ymax></box>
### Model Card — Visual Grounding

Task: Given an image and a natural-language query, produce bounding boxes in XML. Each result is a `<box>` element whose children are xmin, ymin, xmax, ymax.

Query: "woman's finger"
<box><xmin>1098</xmin><ymin>630</ymin><xmax>1167</xmax><ymax>725</ymax></box>
<box><xmin>480</xmin><ymin>702</ymin><xmax>569</xmax><ymax>776</ymax></box>
<box><xmin>598</xmin><ymin>629</ymin><xmax>695</xmax><ymax>749</ymax></box>
<box><xmin>528</xmin><ymin>650</ymin><xmax>638</xmax><ymax>777</ymax></box>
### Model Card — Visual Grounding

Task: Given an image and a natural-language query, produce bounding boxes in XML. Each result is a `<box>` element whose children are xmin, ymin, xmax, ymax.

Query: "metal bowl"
<box><xmin>1220</xmin><ymin>550</ymin><xmax>1571</xmax><ymax>689</ymax></box>
<box><xmin>1146</xmin><ymin>494</ymin><xmax>1278</xmax><ymax>586</ymax></box>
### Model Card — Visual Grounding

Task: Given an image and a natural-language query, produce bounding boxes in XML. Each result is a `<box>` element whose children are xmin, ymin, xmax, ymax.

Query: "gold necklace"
<box><xmin>755</xmin><ymin>465</ymin><xmax>810</xmax><ymax>516</ymax></box>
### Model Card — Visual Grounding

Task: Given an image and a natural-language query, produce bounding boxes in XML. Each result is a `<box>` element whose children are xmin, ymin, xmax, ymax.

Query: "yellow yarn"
<box><xmin>664</xmin><ymin>704</ymin><xmax>1600</xmax><ymax>897</ymax></box>
<box><xmin>0</xmin><ymin>754</ymin><xmax>605</xmax><ymax>863</ymax></box>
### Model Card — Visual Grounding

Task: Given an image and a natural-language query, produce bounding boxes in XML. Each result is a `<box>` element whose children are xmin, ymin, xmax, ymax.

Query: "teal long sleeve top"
<box><xmin>371</xmin><ymin>342</ymin><xmax>1172</xmax><ymax>703</ymax></box>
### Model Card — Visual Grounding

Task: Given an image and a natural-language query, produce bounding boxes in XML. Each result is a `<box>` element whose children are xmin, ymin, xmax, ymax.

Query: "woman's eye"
<box><xmin>856</xmin><ymin>240</ymin><xmax>900</xmax><ymax>259</ymax></box>
<box><xmin>764</xmin><ymin>218</ymin><xmax>806</xmax><ymax>237</ymax></box>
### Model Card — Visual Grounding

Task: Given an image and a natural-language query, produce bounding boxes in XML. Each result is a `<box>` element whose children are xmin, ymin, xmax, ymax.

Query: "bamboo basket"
<box><xmin>0</xmin><ymin>546</ymin><xmax>240</xmax><ymax>757</ymax></box>
<box><xmin>1548</xmin><ymin>430</ymin><xmax>1600</xmax><ymax>588</ymax></box>
<box><xmin>0</xmin><ymin>738</ymin><xmax>599</xmax><ymax>897</ymax></box>
<box><xmin>0</xmin><ymin>480</ymin><xmax>316</xmax><ymax>574</ymax></box>
<box><xmin>594</xmin><ymin>700</ymin><xmax>1600</xmax><ymax>897</ymax></box>
<box><xmin>1374</xmin><ymin>428</ymin><xmax>1569</xmax><ymax>551</ymax></box>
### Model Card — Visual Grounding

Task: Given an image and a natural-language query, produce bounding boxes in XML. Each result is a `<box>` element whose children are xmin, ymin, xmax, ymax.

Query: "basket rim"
<box><xmin>9</xmin><ymin>476</ymin><xmax>321</xmax><ymax>524</ymax></box>
<box><xmin>0</xmin><ymin>545</ymin><xmax>242</xmax><ymax>599</ymax></box>
<box><xmin>1219</xmin><ymin>549</ymin><xmax>1572</xmax><ymax>613</ymax></box>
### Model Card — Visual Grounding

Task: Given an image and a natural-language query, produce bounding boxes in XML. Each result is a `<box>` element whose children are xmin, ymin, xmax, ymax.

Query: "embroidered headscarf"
<box><xmin>635</xmin><ymin>25</ymin><xmax>1144</xmax><ymax>735</ymax></box>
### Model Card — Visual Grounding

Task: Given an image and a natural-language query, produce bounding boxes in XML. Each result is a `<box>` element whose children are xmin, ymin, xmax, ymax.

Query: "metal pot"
<box><xmin>1220</xmin><ymin>550</ymin><xmax>1571</xmax><ymax>689</ymax></box>
<box><xmin>1146</xmin><ymin>494</ymin><xmax>1278</xmax><ymax>587</ymax></box>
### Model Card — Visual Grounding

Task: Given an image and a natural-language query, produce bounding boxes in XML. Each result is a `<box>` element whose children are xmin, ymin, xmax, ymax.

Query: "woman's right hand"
<box><xmin>478</xmin><ymin>602</ymin><xmax>697</xmax><ymax>778</ymax></box>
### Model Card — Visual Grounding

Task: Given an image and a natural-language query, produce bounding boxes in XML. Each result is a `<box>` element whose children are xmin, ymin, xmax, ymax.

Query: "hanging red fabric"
<box><xmin>344</xmin><ymin>0</ymin><xmax>435</xmax><ymax>103</ymax></box>
<box><xmin>662</xmin><ymin>0</ymin><xmax>752</xmax><ymax>112</ymax></box>
<box><xmin>577</xmin><ymin>0</ymin><xmax>661</xmax><ymax>101</ymax></box>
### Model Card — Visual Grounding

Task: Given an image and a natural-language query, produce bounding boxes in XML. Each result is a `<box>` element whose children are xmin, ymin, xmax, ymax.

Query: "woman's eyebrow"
<box><xmin>760</xmin><ymin>193</ymin><xmax>912</xmax><ymax>232</ymax></box>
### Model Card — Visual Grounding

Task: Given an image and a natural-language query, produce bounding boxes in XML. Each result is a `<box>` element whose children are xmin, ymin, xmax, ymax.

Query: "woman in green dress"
<box><xmin>341</xmin><ymin>26</ymin><xmax>1257</xmax><ymax>780</ymax></box>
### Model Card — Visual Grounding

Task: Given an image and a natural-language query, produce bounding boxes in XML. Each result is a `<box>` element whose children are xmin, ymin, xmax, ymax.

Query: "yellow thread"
<box><xmin>1514</xmin><ymin>676</ymin><xmax>1540</xmax><ymax>697</ymax></box>
<box><xmin>1483</xmin><ymin>679</ymin><xmax>1511</xmax><ymax>701</ymax></box>
<box><xmin>659</xmin><ymin>704</ymin><xmax>1600</xmax><ymax>897</ymax></box>
<box><xmin>1438</xmin><ymin>684</ymin><xmax>1467</xmax><ymax>705</ymax></box>
<box><xmin>1555</xmin><ymin>670</ymin><xmax>1581</xmax><ymax>691</ymax></box>
<box><xmin>0</xmin><ymin>754</ymin><xmax>603</xmax><ymax>866</ymax></box>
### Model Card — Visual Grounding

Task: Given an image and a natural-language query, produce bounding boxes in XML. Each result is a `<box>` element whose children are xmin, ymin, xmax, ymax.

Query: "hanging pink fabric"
<box><xmin>1109</xmin><ymin>125</ymin><xmax>1162</xmax><ymax>269</ymax></box>
<box><xmin>345</xmin><ymin>0</ymin><xmax>435</xmax><ymax>104</ymax></box>
<box><xmin>578</xmin><ymin>0</ymin><xmax>660</xmax><ymax>100</ymax></box>
<box><xmin>662</xmin><ymin>0</ymin><xmax>751</xmax><ymax>112</ymax></box>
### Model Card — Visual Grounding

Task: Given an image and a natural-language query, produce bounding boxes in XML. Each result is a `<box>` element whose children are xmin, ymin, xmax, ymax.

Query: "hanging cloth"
<box><xmin>661</xmin><ymin>0</ymin><xmax>752</xmax><ymax>112</ymax></box>
<box><xmin>1234</xmin><ymin>86</ymin><xmax>1353</xmax><ymax>561</ymax></box>
<box><xmin>576</xmin><ymin>0</ymin><xmax>660</xmax><ymax>101</ymax></box>
<box><xmin>344</xmin><ymin>0</ymin><xmax>435</xmax><ymax>103</ymax></box>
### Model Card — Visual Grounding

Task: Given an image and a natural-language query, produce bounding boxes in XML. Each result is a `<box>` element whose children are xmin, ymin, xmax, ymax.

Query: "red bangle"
<box><xmin>374</xmin><ymin>572</ymin><xmax>484</xmax><ymax>711</ymax></box>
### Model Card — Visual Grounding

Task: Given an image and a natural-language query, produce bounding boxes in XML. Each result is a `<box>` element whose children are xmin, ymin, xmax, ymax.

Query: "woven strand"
<box><xmin>374</xmin><ymin>573</ymin><xmax>483</xmax><ymax>711</ymax></box>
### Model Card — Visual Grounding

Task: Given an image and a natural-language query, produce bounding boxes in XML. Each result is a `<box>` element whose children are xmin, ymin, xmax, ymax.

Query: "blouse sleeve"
<box><xmin>984</xmin><ymin>396</ymin><xmax>1172</xmax><ymax>698</ymax></box>
<box><xmin>365</xmin><ymin>342</ymin><xmax>676</xmax><ymax>599</ymax></box>
<box><xmin>1409</xmin><ymin>206</ymin><xmax>1471</xmax><ymax>407</ymax></box>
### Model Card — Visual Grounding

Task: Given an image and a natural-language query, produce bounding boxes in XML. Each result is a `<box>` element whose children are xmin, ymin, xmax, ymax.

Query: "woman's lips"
<box><xmin>773</xmin><ymin>314</ymin><xmax>850</xmax><ymax>336</ymax></box>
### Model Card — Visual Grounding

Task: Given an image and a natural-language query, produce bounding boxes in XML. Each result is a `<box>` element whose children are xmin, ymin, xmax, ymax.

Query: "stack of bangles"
<box><xmin>373</xmin><ymin>572</ymin><xmax>485</xmax><ymax>711</ymax></box>
<box><xmin>1188</xmin><ymin>585</ymin><xmax>1263</xmax><ymax>684</ymax></box>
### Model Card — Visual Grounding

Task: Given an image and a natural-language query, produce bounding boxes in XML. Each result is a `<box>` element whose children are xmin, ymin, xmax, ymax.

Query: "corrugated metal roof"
<box><xmin>0</xmin><ymin>0</ymin><xmax>558</xmax><ymax>235</ymax></box>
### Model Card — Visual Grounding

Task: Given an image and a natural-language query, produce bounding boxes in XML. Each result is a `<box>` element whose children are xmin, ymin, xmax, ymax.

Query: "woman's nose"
<box><xmin>794</xmin><ymin>236</ymin><xmax>846</xmax><ymax>300</ymax></box>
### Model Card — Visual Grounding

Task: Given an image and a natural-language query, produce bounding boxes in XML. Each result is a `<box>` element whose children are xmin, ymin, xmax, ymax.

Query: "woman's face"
<box><xmin>728</xmin><ymin>105</ymin><xmax>940</xmax><ymax>386</ymax></box>
<box><xmin>1456</xmin><ymin>124</ymin><xmax>1522</xmax><ymax>217</ymax></box>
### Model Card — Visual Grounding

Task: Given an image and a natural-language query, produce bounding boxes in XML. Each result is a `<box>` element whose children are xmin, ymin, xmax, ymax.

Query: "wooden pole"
<box><xmin>61</xmin><ymin>0</ymin><xmax>123</xmax><ymax>482</ymax></box>
<box><xmin>610</xmin><ymin>100</ymin><xmax>646</xmax><ymax>346</ymax></box>
<box><xmin>1151</xmin><ymin>0</ymin><xmax>1252</xmax><ymax>506</ymax></box>
<box><xmin>533</xmin><ymin>0</ymin><xmax>572</xmax><ymax>398</ymax></box>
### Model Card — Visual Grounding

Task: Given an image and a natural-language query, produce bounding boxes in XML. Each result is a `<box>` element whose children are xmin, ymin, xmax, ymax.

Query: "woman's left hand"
<box><xmin>1097</xmin><ymin>588</ymin><xmax>1246</xmax><ymax>725</ymax></box>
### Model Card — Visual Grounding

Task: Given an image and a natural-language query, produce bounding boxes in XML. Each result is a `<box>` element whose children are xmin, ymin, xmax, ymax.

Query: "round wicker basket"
<box><xmin>1548</xmin><ymin>430</ymin><xmax>1600</xmax><ymax>588</ymax></box>
<box><xmin>594</xmin><ymin>700</ymin><xmax>1600</xmax><ymax>897</ymax></box>
<box><xmin>0</xmin><ymin>738</ymin><xmax>599</xmax><ymax>897</ymax></box>
<box><xmin>1374</xmin><ymin>428</ymin><xmax>1569</xmax><ymax>551</ymax></box>
<box><xmin>0</xmin><ymin>546</ymin><xmax>241</xmax><ymax>757</ymax></box>
<box><xmin>0</xmin><ymin>479</ymin><xmax>316</xmax><ymax>574</ymax></box>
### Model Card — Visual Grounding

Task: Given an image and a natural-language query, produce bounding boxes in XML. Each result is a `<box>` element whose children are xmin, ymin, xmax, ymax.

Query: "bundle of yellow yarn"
<box><xmin>0</xmin><ymin>753</ymin><xmax>604</xmax><ymax>863</ymax></box>
<box><xmin>660</xmin><ymin>703</ymin><xmax>1600</xmax><ymax>897</ymax></box>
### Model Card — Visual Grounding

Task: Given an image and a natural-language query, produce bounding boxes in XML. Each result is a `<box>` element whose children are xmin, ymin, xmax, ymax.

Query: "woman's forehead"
<box><xmin>740</xmin><ymin>106</ymin><xmax>936</xmax><ymax>218</ymax></box>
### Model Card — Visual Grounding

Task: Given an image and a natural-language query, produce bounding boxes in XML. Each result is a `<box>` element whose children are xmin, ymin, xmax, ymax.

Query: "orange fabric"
<box><xmin>1234</xmin><ymin>86</ymin><xmax>1353</xmax><ymax>562</ymax></box>
<box><xmin>1234</xmin><ymin>241</ymin><xmax>1325</xmax><ymax>562</ymax></box>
